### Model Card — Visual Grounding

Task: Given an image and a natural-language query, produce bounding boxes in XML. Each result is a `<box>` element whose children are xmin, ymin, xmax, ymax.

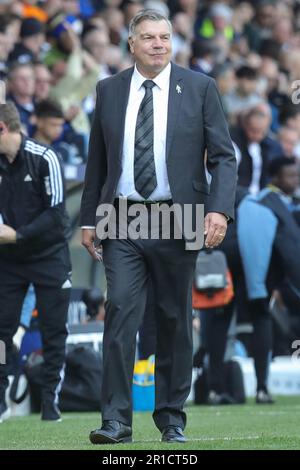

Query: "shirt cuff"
<box><xmin>81</xmin><ymin>226</ymin><xmax>96</xmax><ymax>229</ymax></box>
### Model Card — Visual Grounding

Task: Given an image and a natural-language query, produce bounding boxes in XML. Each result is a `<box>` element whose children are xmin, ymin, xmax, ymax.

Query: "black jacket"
<box><xmin>0</xmin><ymin>135</ymin><xmax>70</xmax><ymax>261</ymax></box>
<box><xmin>230</xmin><ymin>126</ymin><xmax>282</xmax><ymax>190</ymax></box>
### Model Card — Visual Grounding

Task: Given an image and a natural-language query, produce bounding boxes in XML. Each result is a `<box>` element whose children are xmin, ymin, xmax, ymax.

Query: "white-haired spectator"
<box><xmin>231</xmin><ymin>104</ymin><xmax>283</xmax><ymax>194</ymax></box>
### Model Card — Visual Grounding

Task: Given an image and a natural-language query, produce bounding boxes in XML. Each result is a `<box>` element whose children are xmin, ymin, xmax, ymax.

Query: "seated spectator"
<box><xmin>46</xmin><ymin>22</ymin><xmax>99</xmax><ymax>138</ymax></box>
<box><xmin>277</xmin><ymin>126</ymin><xmax>299</xmax><ymax>159</ymax></box>
<box><xmin>171</xmin><ymin>12</ymin><xmax>193</xmax><ymax>60</ymax></box>
<box><xmin>32</xmin><ymin>99</ymin><xmax>86</xmax><ymax>164</ymax></box>
<box><xmin>196</xmin><ymin>2</ymin><xmax>234</xmax><ymax>42</ymax></box>
<box><xmin>231</xmin><ymin>104</ymin><xmax>283</xmax><ymax>194</ymax></box>
<box><xmin>278</xmin><ymin>104</ymin><xmax>300</xmax><ymax>162</ymax></box>
<box><xmin>19</xmin><ymin>0</ymin><xmax>48</xmax><ymax>22</ymax></box>
<box><xmin>223</xmin><ymin>65</ymin><xmax>262</xmax><ymax>122</ymax></box>
<box><xmin>81</xmin><ymin>24</ymin><xmax>111</xmax><ymax>79</ymax></box>
<box><xmin>6</xmin><ymin>62</ymin><xmax>36</xmax><ymax>134</ymax></box>
<box><xmin>189</xmin><ymin>39</ymin><xmax>218</xmax><ymax>75</ymax></box>
<box><xmin>0</xmin><ymin>16</ymin><xmax>11</xmax><ymax>79</ymax></box>
<box><xmin>33</xmin><ymin>62</ymin><xmax>52</xmax><ymax>102</ymax></box>
<box><xmin>210</xmin><ymin>63</ymin><xmax>236</xmax><ymax>116</ymax></box>
<box><xmin>272</xmin><ymin>17</ymin><xmax>294</xmax><ymax>50</ymax></box>
<box><xmin>0</xmin><ymin>13</ymin><xmax>21</xmax><ymax>79</ymax></box>
<box><xmin>268</xmin><ymin>157</ymin><xmax>300</xmax><ymax>210</ymax></box>
<box><xmin>8</xmin><ymin>17</ymin><xmax>45</xmax><ymax>65</ymax></box>
<box><xmin>244</xmin><ymin>0</ymin><xmax>277</xmax><ymax>52</ymax></box>
<box><xmin>32</xmin><ymin>99</ymin><xmax>65</xmax><ymax>146</ymax></box>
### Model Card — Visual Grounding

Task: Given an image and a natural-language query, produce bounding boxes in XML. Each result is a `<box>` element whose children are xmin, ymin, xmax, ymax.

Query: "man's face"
<box><xmin>129</xmin><ymin>19</ymin><xmax>172</xmax><ymax>77</ymax></box>
<box><xmin>84</xmin><ymin>30</ymin><xmax>109</xmax><ymax>64</ymax></box>
<box><xmin>238</xmin><ymin>77</ymin><xmax>257</xmax><ymax>96</ymax></box>
<box><xmin>34</xmin><ymin>65</ymin><xmax>52</xmax><ymax>101</ymax></box>
<box><xmin>10</xmin><ymin>66</ymin><xmax>35</xmax><ymax>97</ymax></box>
<box><xmin>37</xmin><ymin>117</ymin><xmax>64</xmax><ymax>143</ymax></box>
<box><xmin>279</xmin><ymin>128</ymin><xmax>298</xmax><ymax>157</ymax></box>
<box><xmin>274</xmin><ymin>164</ymin><xmax>299</xmax><ymax>195</ymax></box>
<box><xmin>245</xmin><ymin>116</ymin><xmax>269</xmax><ymax>143</ymax></box>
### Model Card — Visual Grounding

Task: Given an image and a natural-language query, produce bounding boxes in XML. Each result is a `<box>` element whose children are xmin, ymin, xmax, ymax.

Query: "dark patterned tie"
<box><xmin>134</xmin><ymin>79</ymin><xmax>157</xmax><ymax>199</ymax></box>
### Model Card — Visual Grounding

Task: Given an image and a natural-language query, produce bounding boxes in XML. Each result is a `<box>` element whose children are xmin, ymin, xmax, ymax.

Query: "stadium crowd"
<box><xmin>0</xmin><ymin>0</ymin><xmax>300</xmax><ymax>419</ymax></box>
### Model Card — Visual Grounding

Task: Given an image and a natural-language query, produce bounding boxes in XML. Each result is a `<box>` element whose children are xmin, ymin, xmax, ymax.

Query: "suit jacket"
<box><xmin>80</xmin><ymin>62</ymin><xmax>237</xmax><ymax>237</ymax></box>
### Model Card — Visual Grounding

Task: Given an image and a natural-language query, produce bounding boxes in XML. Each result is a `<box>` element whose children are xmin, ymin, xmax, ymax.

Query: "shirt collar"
<box><xmin>132</xmin><ymin>62</ymin><xmax>171</xmax><ymax>91</ymax></box>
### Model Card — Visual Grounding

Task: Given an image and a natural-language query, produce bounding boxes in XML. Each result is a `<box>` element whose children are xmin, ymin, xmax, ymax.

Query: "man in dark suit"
<box><xmin>80</xmin><ymin>9</ymin><xmax>236</xmax><ymax>444</ymax></box>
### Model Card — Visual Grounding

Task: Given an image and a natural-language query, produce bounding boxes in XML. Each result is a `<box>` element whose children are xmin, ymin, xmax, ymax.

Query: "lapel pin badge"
<box><xmin>176</xmin><ymin>84</ymin><xmax>182</xmax><ymax>94</ymax></box>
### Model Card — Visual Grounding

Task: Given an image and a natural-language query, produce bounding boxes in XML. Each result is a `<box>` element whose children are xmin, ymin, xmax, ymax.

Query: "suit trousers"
<box><xmin>101</xmin><ymin>206</ymin><xmax>198</xmax><ymax>431</ymax></box>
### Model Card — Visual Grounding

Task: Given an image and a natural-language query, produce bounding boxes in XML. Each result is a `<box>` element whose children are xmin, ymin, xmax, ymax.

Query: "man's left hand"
<box><xmin>0</xmin><ymin>224</ymin><xmax>17</xmax><ymax>244</ymax></box>
<box><xmin>204</xmin><ymin>213</ymin><xmax>228</xmax><ymax>248</ymax></box>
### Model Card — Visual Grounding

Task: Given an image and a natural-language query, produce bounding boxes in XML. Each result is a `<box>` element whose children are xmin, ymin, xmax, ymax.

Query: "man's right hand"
<box><xmin>81</xmin><ymin>228</ymin><xmax>103</xmax><ymax>262</ymax></box>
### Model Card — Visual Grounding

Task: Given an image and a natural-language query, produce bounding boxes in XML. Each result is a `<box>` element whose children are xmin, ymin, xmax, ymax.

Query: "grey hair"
<box><xmin>128</xmin><ymin>9</ymin><xmax>172</xmax><ymax>38</ymax></box>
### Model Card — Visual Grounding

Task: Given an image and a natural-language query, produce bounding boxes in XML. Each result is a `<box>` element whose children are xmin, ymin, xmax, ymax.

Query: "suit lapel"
<box><xmin>166</xmin><ymin>63</ymin><xmax>184</xmax><ymax>161</ymax></box>
<box><xmin>116</xmin><ymin>67</ymin><xmax>134</xmax><ymax>161</ymax></box>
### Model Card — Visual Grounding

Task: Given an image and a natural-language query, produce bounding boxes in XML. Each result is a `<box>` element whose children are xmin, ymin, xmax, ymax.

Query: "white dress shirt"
<box><xmin>247</xmin><ymin>142</ymin><xmax>263</xmax><ymax>195</ymax></box>
<box><xmin>82</xmin><ymin>64</ymin><xmax>172</xmax><ymax>228</ymax></box>
<box><xmin>116</xmin><ymin>63</ymin><xmax>172</xmax><ymax>201</ymax></box>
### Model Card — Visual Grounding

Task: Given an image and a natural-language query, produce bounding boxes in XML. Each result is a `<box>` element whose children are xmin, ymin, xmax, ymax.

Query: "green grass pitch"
<box><xmin>0</xmin><ymin>397</ymin><xmax>299</xmax><ymax>450</ymax></box>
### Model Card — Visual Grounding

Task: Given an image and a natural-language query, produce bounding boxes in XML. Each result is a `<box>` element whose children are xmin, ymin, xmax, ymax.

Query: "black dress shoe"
<box><xmin>89</xmin><ymin>420</ymin><xmax>132</xmax><ymax>444</ymax></box>
<box><xmin>161</xmin><ymin>426</ymin><xmax>186</xmax><ymax>443</ymax></box>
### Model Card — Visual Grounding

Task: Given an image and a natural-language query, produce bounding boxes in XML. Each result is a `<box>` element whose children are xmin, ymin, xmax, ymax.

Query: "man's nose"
<box><xmin>153</xmin><ymin>37</ymin><xmax>163</xmax><ymax>48</ymax></box>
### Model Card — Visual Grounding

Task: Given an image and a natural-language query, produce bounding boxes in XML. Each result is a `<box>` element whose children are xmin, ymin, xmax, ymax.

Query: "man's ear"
<box><xmin>128</xmin><ymin>38</ymin><xmax>134</xmax><ymax>54</ymax></box>
<box><xmin>0</xmin><ymin>121</ymin><xmax>6</xmax><ymax>133</ymax></box>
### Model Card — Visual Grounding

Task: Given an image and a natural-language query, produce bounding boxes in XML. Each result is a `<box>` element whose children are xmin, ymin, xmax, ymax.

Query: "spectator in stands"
<box><xmin>277</xmin><ymin>127</ymin><xmax>299</xmax><ymax>159</ymax></box>
<box><xmin>81</xmin><ymin>24</ymin><xmax>111</xmax><ymax>79</ymax></box>
<box><xmin>244</xmin><ymin>0</ymin><xmax>278</xmax><ymax>52</ymax></box>
<box><xmin>196</xmin><ymin>2</ymin><xmax>234</xmax><ymax>43</ymax></box>
<box><xmin>231</xmin><ymin>104</ymin><xmax>283</xmax><ymax>194</ymax></box>
<box><xmin>223</xmin><ymin>65</ymin><xmax>262</xmax><ymax>122</ymax></box>
<box><xmin>103</xmin><ymin>6</ymin><xmax>127</xmax><ymax>48</ymax></box>
<box><xmin>33</xmin><ymin>99</ymin><xmax>86</xmax><ymax>164</ymax></box>
<box><xmin>6</xmin><ymin>62</ymin><xmax>36</xmax><ymax>134</ymax></box>
<box><xmin>48</xmin><ymin>23</ymin><xmax>99</xmax><ymax>138</ymax></box>
<box><xmin>33</xmin><ymin>62</ymin><xmax>52</xmax><ymax>103</ymax></box>
<box><xmin>0</xmin><ymin>16</ymin><xmax>11</xmax><ymax>80</ymax></box>
<box><xmin>189</xmin><ymin>39</ymin><xmax>218</xmax><ymax>75</ymax></box>
<box><xmin>33</xmin><ymin>99</ymin><xmax>65</xmax><ymax>146</ymax></box>
<box><xmin>211</xmin><ymin>63</ymin><xmax>236</xmax><ymax>116</ymax></box>
<box><xmin>278</xmin><ymin>104</ymin><xmax>300</xmax><ymax>162</ymax></box>
<box><xmin>272</xmin><ymin>17</ymin><xmax>294</xmax><ymax>50</ymax></box>
<box><xmin>171</xmin><ymin>12</ymin><xmax>193</xmax><ymax>60</ymax></box>
<box><xmin>268</xmin><ymin>157</ymin><xmax>300</xmax><ymax>209</ymax></box>
<box><xmin>13</xmin><ymin>0</ymin><xmax>48</xmax><ymax>22</ymax></box>
<box><xmin>8</xmin><ymin>17</ymin><xmax>45</xmax><ymax>65</ymax></box>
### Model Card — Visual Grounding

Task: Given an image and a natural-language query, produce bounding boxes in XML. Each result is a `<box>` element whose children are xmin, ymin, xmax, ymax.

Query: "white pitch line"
<box><xmin>137</xmin><ymin>435</ymin><xmax>262</xmax><ymax>443</ymax></box>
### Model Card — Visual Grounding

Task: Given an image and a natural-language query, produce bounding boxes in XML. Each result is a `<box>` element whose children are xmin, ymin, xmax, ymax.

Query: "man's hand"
<box><xmin>204</xmin><ymin>213</ymin><xmax>228</xmax><ymax>248</ymax></box>
<box><xmin>81</xmin><ymin>228</ymin><xmax>103</xmax><ymax>262</ymax></box>
<box><xmin>0</xmin><ymin>224</ymin><xmax>17</xmax><ymax>244</ymax></box>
